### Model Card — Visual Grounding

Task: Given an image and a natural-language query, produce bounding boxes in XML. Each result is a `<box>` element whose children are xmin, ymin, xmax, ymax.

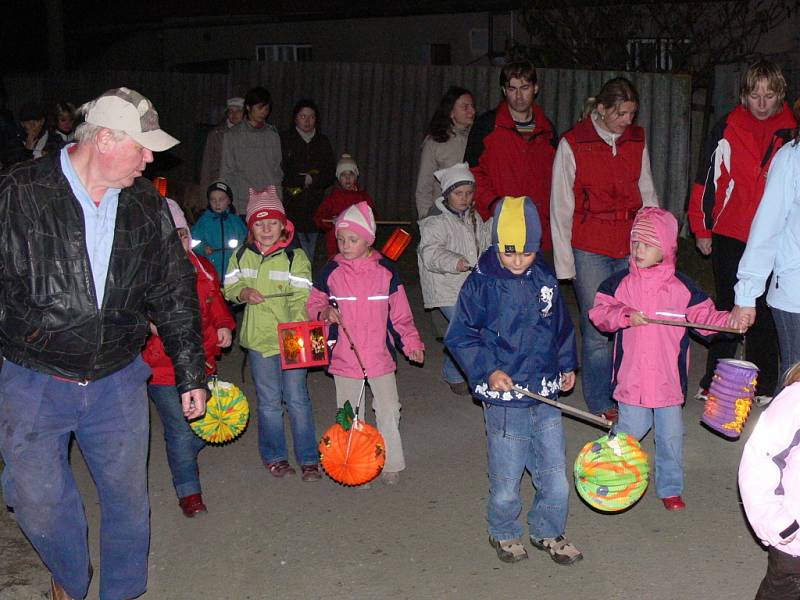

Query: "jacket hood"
<box><xmin>628</xmin><ymin>207</ymin><xmax>678</xmax><ymax>278</ymax></box>
<box><xmin>728</xmin><ymin>102</ymin><xmax>796</xmax><ymax>133</ymax></box>
<box><xmin>251</xmin><ymin>218</ymin><xmax>296</xmax><ymax>257</ymax></box>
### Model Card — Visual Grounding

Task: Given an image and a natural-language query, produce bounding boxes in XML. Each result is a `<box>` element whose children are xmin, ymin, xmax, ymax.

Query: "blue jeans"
<box><xmin>0</xmin><ymin>358</ymin><xmax>151</xmax><ymax>600</ymax></box>
<box><xmin>772</xmin><ymin>308</ymin><xmax>800</xmax><ymax>395</ymax></box>
<box><xmin>439</xmin><ymin>305</ymin><xmax>464</xmax><ymax>384</ymax></box>
<box><xmin>616</xmin><ymin>403</ymin><xmax>683</xmax><ymax>498</ymax></box>
<box><xmin>296</xmin><ymin>232</ymin><xmax>319</xmax><ymax>263</ymax></box>
<box><xmin>572</xmin><ymin>249</ymin><xmax>629</xmax><ymax>414</ymax></box>
<box><xmin>149</xmin><ymin>384</ymin><xmax>206</xmax><ymax>498</ymax></box>
<box><xmin>248</xmin><ymin>351</ymin><xmax>318</xmax><ymax>466</ymax></box>
<box><xmin>483</xmin><ymin>402</ymin><xmax>569</xmax><ymax>541</ymax></box>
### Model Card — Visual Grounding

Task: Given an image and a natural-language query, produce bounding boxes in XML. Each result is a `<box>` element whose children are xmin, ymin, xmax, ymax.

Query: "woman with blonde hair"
<box><xmin>550</xmin><ymin>76</ymin><xmax>659</xmax><ymax>420</ymax></box>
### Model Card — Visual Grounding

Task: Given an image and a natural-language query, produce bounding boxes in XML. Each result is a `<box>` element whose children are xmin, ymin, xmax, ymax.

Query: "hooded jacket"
<box><xmin>417</xmin><ymin>196</ymin><xmax>493</xmax><ymax>308</ymax></box>
<box><xmin>688</xmin><ymin>103</ymin><xmax>796</xmax><ymax>243</ymax></box>
<box><xmin>589</xmin><ymin>208</ymin><xmax>730</xmax><ymax>408</ymax></box>
<box><xmin>191</xmin><ymin>208</ymin><xmax>249</xmax><ymax>280</ymax></box>
<box><xmin>307</xmin><ymin>251</ymin><xmax>424</xmax><ymax>379</ymax></box>
<box><xmin>223</xmin><ymin>222</ymin><xmax>312</xmax><ymax>357</ymax></box>
<box><xmin>444</xmin><ymin>249</ymin><xmax>577</xmax><ymax>407</ymax></box>
<box><xmin>739</xmin><ymin>382</ymin><xmax>800</xmax><ymax>557</ymax></box>
<box><xmin>144</xmin><ymin>252</ymin><xmax>235</xmax><ymax>385</ymax></box>
<box><xmin>467</xmin><ymin>101</ymin><xmax>556</xmax><ymax>249</ymax></box>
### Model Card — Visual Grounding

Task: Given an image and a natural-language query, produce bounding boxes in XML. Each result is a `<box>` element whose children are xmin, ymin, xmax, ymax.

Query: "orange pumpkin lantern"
<box><xmin>319</xmin><ymin>401</ymin><xmax>385</xmax><ymax>486</ymax></box>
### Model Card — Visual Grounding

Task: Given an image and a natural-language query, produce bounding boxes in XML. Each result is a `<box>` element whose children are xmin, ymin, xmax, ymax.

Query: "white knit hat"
<box><xmin>434</xmin><ymin>162</ymin><xmax>475</xmax><ymax>198</ymax></box>
<box><xmin>226</xmin><ymin>97</ymin><xmax>245</xmax><ymax>109</ymax></box>
<box><xmin>336</xmin><ymin>154</ymin><xmax>359</xmax><ymax>178</ymax></box>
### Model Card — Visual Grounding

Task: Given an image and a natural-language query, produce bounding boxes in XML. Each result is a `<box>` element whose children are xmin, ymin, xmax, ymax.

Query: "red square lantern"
<box><xmin>277</xmin><ymin>321</ymin><xmax>329</xmax><ymax>369</ymax></box>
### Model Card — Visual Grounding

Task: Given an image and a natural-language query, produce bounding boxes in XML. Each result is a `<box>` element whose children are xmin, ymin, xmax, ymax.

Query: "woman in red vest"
<box><xmin>688</xmin><ymin>60</ymin><xmax>796</xmax><ymax>405</ymax></box>
<box><xmin>550</xmin><ymin>77</ymin><xmax>659</xmax><ymax>419</ymax></box>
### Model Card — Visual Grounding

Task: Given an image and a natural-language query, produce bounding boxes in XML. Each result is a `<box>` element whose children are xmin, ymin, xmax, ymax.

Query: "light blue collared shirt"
<box><xmin>59</xmin><ymin>145</ymin><xmax>121</xmax><ymax>308</ymax></box>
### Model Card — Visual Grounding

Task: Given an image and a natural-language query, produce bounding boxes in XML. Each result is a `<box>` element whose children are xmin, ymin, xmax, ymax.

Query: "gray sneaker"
<box><xmin>530</xmin><ymin>535</ymin><xmax>583</xmax><ymax>565</ymax></box>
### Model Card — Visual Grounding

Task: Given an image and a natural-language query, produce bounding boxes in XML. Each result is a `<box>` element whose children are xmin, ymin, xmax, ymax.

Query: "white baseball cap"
<box><xmin>84</xmin><ymin>87</ymin><xmax>179</xmax><ymax>152</ymax></box>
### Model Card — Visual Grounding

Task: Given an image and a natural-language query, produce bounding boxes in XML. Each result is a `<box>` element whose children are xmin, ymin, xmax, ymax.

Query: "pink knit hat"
<box><xmin>246</xmin><ymin>186</ymin><xmax>286</xmax><ymax>229</ymax></box>
<box><xmin>335</xmin><ymin>201</ymin><xmax>376</xmax><ymax>245</ymax></box>
<box><xmin>165</xmin><ymin>197</ymin><xmax>188</xmax><ymax>230</ymax></box>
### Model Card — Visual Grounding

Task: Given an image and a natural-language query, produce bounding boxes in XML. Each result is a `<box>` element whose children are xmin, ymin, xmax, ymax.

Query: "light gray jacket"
<box><xmin>414</xmin><ymin>127</ymin><xmax>471</xmax><ymax>219</ymax></box>
<box><xmin>221</xmin><ymin>121</ymin><xmax>283</xmax><ymax>214</ymax></box>
<box><xmin>417</xmin><ymin>197</ymin><xmax>492</xmax><ymax>309</ymax></box>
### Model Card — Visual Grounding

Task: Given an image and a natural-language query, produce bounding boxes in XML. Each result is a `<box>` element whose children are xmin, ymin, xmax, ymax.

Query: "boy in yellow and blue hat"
<box><xmin>445</xmin><ymin>196</ymin><xmax>582</xmax><ymax>566</ymax></box>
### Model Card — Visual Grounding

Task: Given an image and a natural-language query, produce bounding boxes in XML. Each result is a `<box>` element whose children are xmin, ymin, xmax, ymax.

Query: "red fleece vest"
<box><xmin>565</xmin><ymin>117</ymin><xmax>645</xmax><ymax>258</ymax></box>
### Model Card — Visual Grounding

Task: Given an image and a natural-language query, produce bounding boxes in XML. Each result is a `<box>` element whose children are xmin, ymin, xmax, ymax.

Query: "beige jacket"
<box><xmin>417</xmin><ymin>197</ymin><xmax>493</xmax><ymax>309</ymax></box>
<box><xmin>550</xmin><ymin>114</ymin><xmax>659</xmax><ymax>279</ymax></box>
<box><xmin>414</xmin><ymin>126</ymin><xmax>471</xmax><ymax>219</ymax></box>
<box><xmin>199</xmin><ymin>121</ymin><xmax>227</xmax><ymax>192</ymax></box>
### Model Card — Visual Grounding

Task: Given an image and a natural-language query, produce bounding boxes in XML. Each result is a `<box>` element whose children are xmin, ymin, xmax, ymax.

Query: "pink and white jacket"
<box><xmin>740</xmin><ymin>382</ymin><xmax>800</xmax><ymax>556</ymax></box>
<box><xmin>307</xmin><ymin>251</ymin><xmax>425</xmax><ymax>379</ymax></box>
<box><xmin>589</xmin><ymin>208</ymin><xmax>730</xmax><ymax>408</ymax></box>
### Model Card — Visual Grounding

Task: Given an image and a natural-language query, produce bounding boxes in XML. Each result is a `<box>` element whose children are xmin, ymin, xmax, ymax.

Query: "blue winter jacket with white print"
<box><xmin>444</xmin><ymin>248</ymin><xmax>577</xmax><ymax>407</ymax></box>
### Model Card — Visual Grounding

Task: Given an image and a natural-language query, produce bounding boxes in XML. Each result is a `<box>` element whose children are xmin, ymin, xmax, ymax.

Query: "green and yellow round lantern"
<box><xmin>574</xmin><ymin>432</ymin><xmax>649</xmax><ymax>512</ymax></box>
<box><xmin>190</xmin><ymin>379</ymin><xmax>249</xmax><ymax>444</ymax></box>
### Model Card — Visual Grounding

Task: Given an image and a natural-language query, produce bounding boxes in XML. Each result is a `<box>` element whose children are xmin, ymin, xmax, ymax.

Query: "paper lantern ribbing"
<box><xmin>701</xmin><ymin>359</ymin><xmax>757</xmax><ymax>438</ymax></box>
<box><xmin>574</xmin><ymin>433</ymin><xmax>650</xmax><ymax>512</ymax></box>
<box><xmin>190</xmin><ymin>380</ymin><xmax>249</xmax><ymax>444</ymax></box>
<box><xmin>319</xmin><ymin>401</ymin><xmax>385</xmax><ymax>486</ymax></box>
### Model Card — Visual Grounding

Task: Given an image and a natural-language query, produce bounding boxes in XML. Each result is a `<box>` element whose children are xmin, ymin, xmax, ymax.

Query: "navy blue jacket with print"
<box><xmin>444</xmin><ymin>248</ymin><xmax>577</xmax><ymax>407</ymax></box>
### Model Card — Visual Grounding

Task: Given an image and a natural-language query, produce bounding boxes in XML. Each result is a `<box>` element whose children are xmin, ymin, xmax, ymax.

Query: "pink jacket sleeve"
<box><xmin>589</xmin><ymin>291</ymin><xmax>634</xmax><ymax>333</ymax></box>
<box><xmin>388</xmin><ymin>284</ymin><xmax>425</xmax><ymax>355</ymax></box>
<box><xmin>306</xmin><ymin>287</ymin><xmax>330</xmax><ymax>321</ymax></box>
<box><xmin>685</xmin><ymin>298</ymin><xmax>731</xmax><ymax>337</ymax></box>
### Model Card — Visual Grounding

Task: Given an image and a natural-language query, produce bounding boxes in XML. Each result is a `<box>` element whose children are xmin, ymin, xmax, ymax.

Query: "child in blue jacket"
<box><xmin>192</xmin><ymin>181</ymin><xmax>249</xmax><ymax>281</ymax></box>
<box><xmin>445</xmin><ymin>196</ymin><xmax>581</xmax><ymax>566</ymax></box>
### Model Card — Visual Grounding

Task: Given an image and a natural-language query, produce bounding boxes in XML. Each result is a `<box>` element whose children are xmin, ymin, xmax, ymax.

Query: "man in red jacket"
<box><xmin>465</xmin><ymin>60</ymin><xmax>557</xmax><ymax>250</ymax></box>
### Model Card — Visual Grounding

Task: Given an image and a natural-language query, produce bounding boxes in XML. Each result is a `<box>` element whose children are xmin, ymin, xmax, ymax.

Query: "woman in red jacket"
<box><xmin>143</xmin><ymin>199</ymin><xmax>235</xmax><ymax>517</ymax></box>
<box><xmin>550</xmin><ymin>77</ymin><xmax>659</xmax><ymax>420</ymax></box>
<box><xmin>688</xmin><ymin>60</ymin><xmax>796</xmax><ymax>404</ymax></box>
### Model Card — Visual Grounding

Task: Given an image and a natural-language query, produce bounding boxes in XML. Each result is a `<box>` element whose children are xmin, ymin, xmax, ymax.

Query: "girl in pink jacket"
<box><xmin>307</xmin><ymin>202</ymin><xmax>425</xmax><ymax>485</ymax></box>
<box><xmin>739</xmin><ymin>364</ymin><xmax>800</xmax><ymax>599</ymax></box>
<box><xmin>589</xmin><ymin>207</ymin><xmax>731</xmax><ymax>511</ymax></box>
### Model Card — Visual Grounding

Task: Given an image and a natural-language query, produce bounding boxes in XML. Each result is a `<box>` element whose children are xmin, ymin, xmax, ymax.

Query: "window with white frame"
<box><xmin>255</xmin><ymin>44</ymin><xmax>312</xmax><ymax>62</ymax></box>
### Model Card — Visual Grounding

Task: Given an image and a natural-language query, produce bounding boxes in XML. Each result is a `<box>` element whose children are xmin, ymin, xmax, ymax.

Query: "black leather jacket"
<box><xmin>0</xmin><ymin>152</ymin><xmax>206</xmax><ymax>392</ymax></box>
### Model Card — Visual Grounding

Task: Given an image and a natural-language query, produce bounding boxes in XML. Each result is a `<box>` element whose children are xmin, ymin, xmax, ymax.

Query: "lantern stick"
<box><xmin>322</xmin><ymin>219</ymin><xmax>412</xmax><ymax>225</ymax></box>
<box><xmin>512</xmin><ymin>385</ymin><xmax>612</xmax><ymax>429</ymax></box>
<box><xmin>643</xmin><ymin>317</ymin><xmax>744</xmax><ymax>334</ymax></box>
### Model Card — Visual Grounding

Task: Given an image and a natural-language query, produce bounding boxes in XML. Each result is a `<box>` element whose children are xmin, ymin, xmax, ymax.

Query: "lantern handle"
<box><xmin>511</xmin><ymin>385</ymin><xmax>612</xmax><ymax>429</ymax></box>
<box><xmin>328</xmin><ymin>298</ymin><xmax>368</xmax><ymax>379</ymax></box>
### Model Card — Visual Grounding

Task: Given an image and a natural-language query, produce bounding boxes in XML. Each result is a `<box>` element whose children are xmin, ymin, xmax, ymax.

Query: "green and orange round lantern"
<box><xmin>574</xmin><ymin>432</ymin><xmax>649</xmax><ymax>512</ymax></box>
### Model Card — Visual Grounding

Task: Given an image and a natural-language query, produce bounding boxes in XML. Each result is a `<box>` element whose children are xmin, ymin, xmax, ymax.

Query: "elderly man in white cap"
<box><xmin>199</xmin><ymin>96</ymin><xmax>244</xmax><ymax>192</ymax></box>
<box><xmin>0</xmin><ymin>87</ymin><xmax>207</xmax><ymax>600</ymax></box>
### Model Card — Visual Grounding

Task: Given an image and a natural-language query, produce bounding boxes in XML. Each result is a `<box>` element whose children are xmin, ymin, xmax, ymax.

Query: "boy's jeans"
<box><xmin>248</xmin><ymin>351</ymin><xmax>318</xmax><ymax>466</ymax></box>
<box><xmin>439</xmin><ymin>306</ymin><xmax>464</xmax><ymax>384</ymax></box>
<box><xmin>483</xmin><ymin>402</ymin><xmax>569</xmax><ymax>542</ymax></box>
<box><xmin>572</xmin><ymin>249</ymin><xmax>629</xmax><ymax>414</ymax></box>
<box><xmin>617</xmin><ymin>403</ymin><xmax>683</xmax><ymax>498</ymax></box>
<box><xmin>149</xmin><ymin>383</ymin><xmax>206</xmax><ymax>498</ymax></box>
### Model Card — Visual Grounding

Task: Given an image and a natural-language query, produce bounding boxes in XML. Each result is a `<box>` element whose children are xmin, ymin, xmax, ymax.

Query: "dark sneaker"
<box><xmin>530</xmin><ymin>535</ymin><xmax>583</xmax><ymax>565</ymax></box>
<box><xmin>448</xmin><ymin>381</ymin><xmax>470</xmax><ymax>396</ymax></box>
<box><xmin>301</xmin><ymin>464</ymin><xmax>322</xmax><ymax>482</ymax></box>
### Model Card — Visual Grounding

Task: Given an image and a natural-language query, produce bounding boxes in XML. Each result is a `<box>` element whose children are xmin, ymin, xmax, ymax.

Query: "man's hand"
<box><xmin>217</xmin><ymin>327</ymin><xmax>233</xmax><ymax>347</ymax></box>
<box><xmin>408</xmin><ymin>349</ymin><xmax>424</xmax><ymax>364</ymax></box>
<box><xmin>488</xmin><ymin>369</ymin><xmax>514</xmax><ymax>392</ymax></box>
<box><xmin>561</xmin><ymin>371</ymin><xmax>576</xmax><ymax>392</ymax></box>
<box><xmin>204</xmin><ymin>246</ymin><xmax>214</xmax><ymax>256</ymax></box>
<box><xmin>728</xmin><ymin>305</ymin><xmax>756</xmax><ymax>330</ymax></box>
<box><xmin>696</xmin><ymin>237</ymin><xmax>712</xmax><ymax>256</ymax></box>
<box><xmin>182</xmin><ymin>388</ymin><xmax>207</xmax><ymax>420</ymax></box>
<box><xmin>630</xmin><ymin>311</ymin><xmax>648</xmax><ymax>327</ymax></box>
<box><xmin>456</xmin><ymin>257</ymin><xmax>471</xmax><ymax>272</ymax></box>
<box><xmin>240</xmin><ymin>287</ymin><xmax>265</xmax><ymax>304</ymax></box>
